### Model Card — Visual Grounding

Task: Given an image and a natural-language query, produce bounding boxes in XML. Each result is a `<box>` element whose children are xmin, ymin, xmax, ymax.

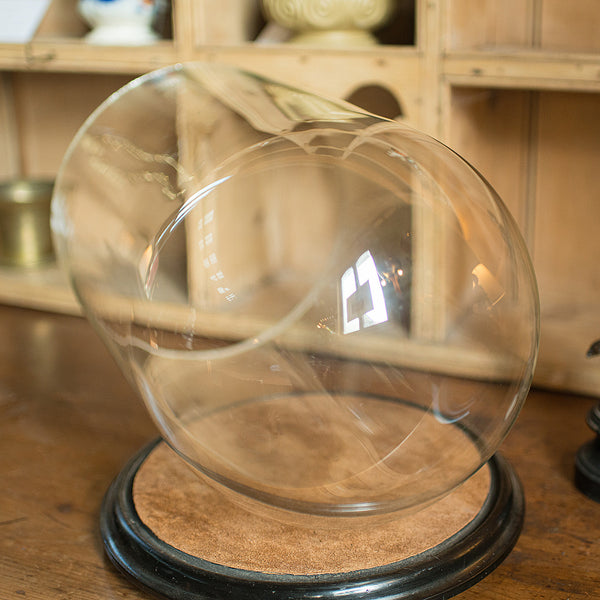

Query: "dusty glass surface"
<box><xmin>52</xmin><ymin>63</ymin><xmax>539</xmax><ymax>519</ymax></box>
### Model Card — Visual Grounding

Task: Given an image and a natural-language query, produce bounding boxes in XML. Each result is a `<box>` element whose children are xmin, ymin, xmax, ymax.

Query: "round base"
<box><xmin>101</xmin><ymin>439</ymin><xmax>524</xmax><ymax>600</ymax></box>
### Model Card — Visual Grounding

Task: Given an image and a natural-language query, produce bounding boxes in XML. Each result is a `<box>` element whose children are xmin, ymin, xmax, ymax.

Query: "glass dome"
<box><xmin>52</xmin><ymin>63</ymin><xmax>539</xmax><ymax>519</ymax></box>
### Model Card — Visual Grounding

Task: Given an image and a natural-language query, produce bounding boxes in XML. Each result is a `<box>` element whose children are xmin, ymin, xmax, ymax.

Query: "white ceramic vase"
<box><xmin>78</xmin><ymin>0</ymin><xmax>158</xmax><ymax>45</ymax></box>
<box><xmin>262</xmin><ymin>0</ymin><xmax>394</xmax><ymax>46</ymax></box>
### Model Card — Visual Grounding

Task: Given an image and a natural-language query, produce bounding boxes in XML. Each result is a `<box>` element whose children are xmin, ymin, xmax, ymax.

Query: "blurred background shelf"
<box><xmin>0</xmin><ymin>263</ymin><xmax>79</xmax><ymax>314</ymax></box>
<box><xmin>443</xmin><ymin>51</ymin><xmax>600</xmax><ymax>92</ymax></box>
<box><xmin>0</xmin><ymin>40</ymin><xmax>177</xmax><ymax>73</ymax></box>
<box><xmin>0</xmin><ymin>0</ymin><xmax>599</xmax><ymax>397</ymax></box>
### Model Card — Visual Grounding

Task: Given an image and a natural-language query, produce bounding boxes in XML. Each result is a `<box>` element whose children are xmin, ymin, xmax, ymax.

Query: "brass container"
<box><xmin>0</xmin><ymin>179</ymin><xmax>55</xmax><ymax>267</ymax></box>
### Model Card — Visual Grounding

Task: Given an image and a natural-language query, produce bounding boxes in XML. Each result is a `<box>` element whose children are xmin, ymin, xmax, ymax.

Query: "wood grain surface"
<box><xmin>0</xmin><ymin>305</ymin><xmax>598</xmax><ymax>599</ymax></box>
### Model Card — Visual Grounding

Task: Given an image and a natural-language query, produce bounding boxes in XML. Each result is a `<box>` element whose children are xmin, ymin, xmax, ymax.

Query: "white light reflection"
<box><xmin>140</xmin><ymin>178</ymin><xmax>230</xmax><ymax>298</ymax></box>
<box><xmin>432</xmin><ymin>382</ymin><xmax>471</xmax><ymax>425</ymax></box>
<box><xmin>356</xmin><ymin>251</ymin><xmax>388</xmax><ymax>329</ymax></box>
<box><xmin>341</xmin><ymin>250</ymin><xmax>388</xmax><ymax>335</ymax></box>
<box><xmin>472</xmin><ymin>263</ymin><xmax>504</xmax><ymax>306</ymax></box>
<box><xmin>341</xmin><ymin>267</ymin><xmax>359</xmax><ymax>334</ymax></box>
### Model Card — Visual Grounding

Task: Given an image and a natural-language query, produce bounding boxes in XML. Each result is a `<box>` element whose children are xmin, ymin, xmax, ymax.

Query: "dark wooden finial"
<box><xmin>574</xmin><ymin>341</ymin><xmax>600</xmax><ymax>501</ymax></box>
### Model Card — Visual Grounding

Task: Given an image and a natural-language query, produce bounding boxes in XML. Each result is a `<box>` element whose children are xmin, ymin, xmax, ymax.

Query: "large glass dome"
<box><xmin>52</xmin><ymin>63</ymin><xmax>539</xmax><ymax>519</ymax></box>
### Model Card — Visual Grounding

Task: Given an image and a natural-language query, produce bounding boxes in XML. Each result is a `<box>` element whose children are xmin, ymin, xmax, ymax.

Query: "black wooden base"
<box><xmin>100</xmin><ymin>439</ymin><xmax>524</xmax><ymax>600</ymax></box>
<box><xmin>575</xmin><ymin>403</ymin><xmax>600</xmax><ymax>502</ymax></box>
<box><xmin>575</xmin><ymin>441</ymin><xmax>600</xmax><ymax>502</ymax></box>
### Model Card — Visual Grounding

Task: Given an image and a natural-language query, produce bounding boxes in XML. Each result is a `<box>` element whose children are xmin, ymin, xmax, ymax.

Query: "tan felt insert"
<box><xmin>133</xmin><ymin>441</ymin><xmax>491</xmax><ymax>575</ymax></box>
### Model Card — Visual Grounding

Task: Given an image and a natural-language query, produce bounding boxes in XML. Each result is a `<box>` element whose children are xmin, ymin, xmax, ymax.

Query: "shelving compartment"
<box><xmin>0</xmin><ymin>0</ymin><xmax>176</xmax><ymax>73</ymax></box>
<box><xmin>0</xmin><ymin>70</ymin><xmax>135</xmax><ymax>313</ymax></box>
<box><xmin>445</xmin><ymin>0</ymin><xmax>599</xmax><ymax>53</ymax></box>
<box><xmin>34</xmin><ymin>0</ymin><xmax>173</xmax><ymax>42</ymax></box>
<box><xmin>0</xmin><ymin>0</ymin><xmax>597</xmax><ymax>396</ymax></box>
<box><xmin>445</xmin><ymin>85</ymin><xmax>600</xmax><ymax>395</ymax></box>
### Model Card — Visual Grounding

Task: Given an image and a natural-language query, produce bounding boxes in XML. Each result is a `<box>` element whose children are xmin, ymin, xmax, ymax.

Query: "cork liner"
<box><xmin>133</xmin><ymin>441</ymin><xmax>491</xmax><ymax>575</ymax></box>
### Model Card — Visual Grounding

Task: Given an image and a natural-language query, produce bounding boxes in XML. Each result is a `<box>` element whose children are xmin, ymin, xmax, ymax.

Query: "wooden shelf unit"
<box><xmin>0</xmin><ymin>0</ymin><xmax>599</xmax><ymax>396</ymax></box>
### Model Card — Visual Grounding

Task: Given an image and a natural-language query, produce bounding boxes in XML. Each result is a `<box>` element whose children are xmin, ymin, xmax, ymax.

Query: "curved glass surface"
<box><xmin>52</xmin><ymin>63</ymin><xmax>539</xmax><ymax>519</ymax></box>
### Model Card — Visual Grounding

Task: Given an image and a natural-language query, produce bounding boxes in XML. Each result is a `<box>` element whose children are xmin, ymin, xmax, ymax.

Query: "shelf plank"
<box><xmin>0</xmin><ymin>39</ymin><xmax>177</xmax><ymax>74</ymax></box>
<box><xmin>1</xmin><ymin>261</ymin><xmax>598</xmax><ymax>396</ymax></box>
<box><xmin>3</xmin><ymin>41</ymin><xmax>599</xmax><ymax>94</ymax></box>
<box><xmin>0</xmin><ymin>264</ymin><xmax>80</xmax><ymax>315</ymax></box>
<box><xmin>444</xmin><ymin>50</ymin><xmax>600</xmax><ymax>92</ymax></box>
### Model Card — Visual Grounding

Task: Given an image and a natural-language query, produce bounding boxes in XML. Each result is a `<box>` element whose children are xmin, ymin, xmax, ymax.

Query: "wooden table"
<box><xmin>1</xmin><ymin>305</ymin><xmax>599</xmax><ymax>599</ymax></box>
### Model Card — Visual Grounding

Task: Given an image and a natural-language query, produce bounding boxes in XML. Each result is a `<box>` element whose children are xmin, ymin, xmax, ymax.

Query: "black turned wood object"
<box><xmin>575</xmin><ymin>402</ymin><xmax>600</xmax><ymax>502</ymax></box>
<box><xmin>575</xmin><ymin>341</ymin><xmax>600</xmax><ymax>502</ymax></box>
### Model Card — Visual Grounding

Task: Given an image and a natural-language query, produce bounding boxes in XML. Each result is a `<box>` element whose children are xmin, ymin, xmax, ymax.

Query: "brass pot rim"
<box><xmin>0</xmin><ymin>179</ymin><xmax>54</xmax><ymax>206</ymax></box>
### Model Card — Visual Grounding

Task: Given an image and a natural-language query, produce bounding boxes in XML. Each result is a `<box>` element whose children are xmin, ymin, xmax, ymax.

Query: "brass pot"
<box><xmin>0</xmin><ymin>179</ymin><xmax>55</xmax><ymax>268</ymax></box>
